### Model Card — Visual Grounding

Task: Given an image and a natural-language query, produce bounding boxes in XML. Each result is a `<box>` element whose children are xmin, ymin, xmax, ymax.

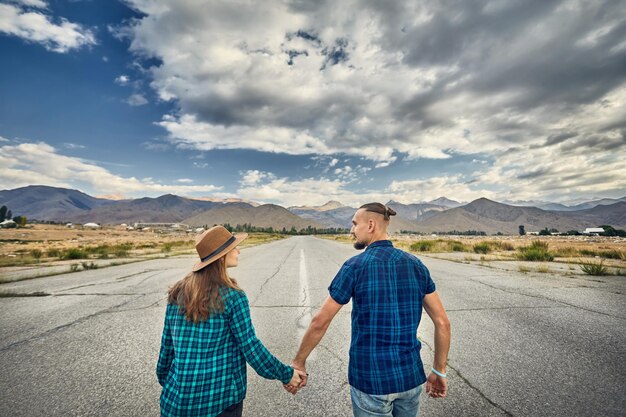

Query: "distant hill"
<box><xmin>290</xmin><ymin>206</ymin><xmax>356</xmax><ymax>229</ymax></box>
<box><xmin>415</xmin><ymin>198</ymin><xmax>626</xmax><ymax>234</ymax></box>
<box><xmin>289</xmin><ymin>200</ymin><xmax>345</xmax><ymax>211</ymax></box>
<box><xmin>567</xmin><ymin>197</ymin><xmax>626</xmax><ymax>211</ymax></box>
<box><xmin>291</xmin><ymin>203</ymin><xmax>421</xmax><ymax>233</ymax></box>
<box><xmin>0</xmin><ymin>185</ymin><xmax>113</xmax><ymax>221</ymax></box>
<box><xmin>3</xmin><ymin>185</ymin><xmax>624</xmax><ymax>234</ymax></box>
<box><xmin>386</xmin><ymin>201</ymin><xmax>448</xmax><ymax>222</ymax></box>
<box><xmin>188</xmin><ymin>196</ymin><xmax>260</xmax><ymax>207</ymax></box>
<box><xmin>561</xmin><ymin>201</ymin><xmax>626</xmax><ymax>226</ymax></box>
<box><xmin>508</xmin><ymin>196</ymin><xmax>626</xmax><ymax>211</ymax></box>
<box><xmin>427</xmin><ymin>197</ymin><xmax>462</xmax><ymax>208</ymax></box>
<box><xmin>72</xmin><ymin>194</ymin><xmax>232</xmax><ymax>224</ymax></box>
<box><xmin>184</xmin><ymin>204</ymin><xmax>325</xmax><ymax>230</ymax></box>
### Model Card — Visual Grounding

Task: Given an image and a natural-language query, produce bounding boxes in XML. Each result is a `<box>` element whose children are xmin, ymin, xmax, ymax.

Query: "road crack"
<box><xmin>470</xmin><ymin>278</ymin><xmax>626</xmax><ymax>320</ymax></box>
<box><xmin>55</xmin><ymin>269</ymin><xmax>161</xmax><ymax>293</ymax></box>
<box><xmin>420</xmin><ymin>339</ymin><xmax>514</xmax><ymax>416</ymax></box>
<box><xmin>251</xmin><ymin>242</ymin><xmax>298</xmax><ymax>306</ymax></box>
<box><xmin>0</xmin><ymin>294</ymin><xmax>144</xmax><ymax>352</ymax></box>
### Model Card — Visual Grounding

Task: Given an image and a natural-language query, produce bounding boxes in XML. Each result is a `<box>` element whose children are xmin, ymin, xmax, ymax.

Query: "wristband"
<box><xmin>431</xmin><ymin>368</ymin><xmax>447</xmax><ymax>378</ymax></box>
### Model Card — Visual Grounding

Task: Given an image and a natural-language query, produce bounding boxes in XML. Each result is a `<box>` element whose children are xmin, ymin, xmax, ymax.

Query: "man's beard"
<box><xmin>353</xmin><ymin>240</ymin><xmax>367</xmax><ymax>250</ymax></box>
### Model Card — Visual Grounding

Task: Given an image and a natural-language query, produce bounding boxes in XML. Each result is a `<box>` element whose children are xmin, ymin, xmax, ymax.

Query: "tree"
<box><xmin>6</xmin><ymin>210</ymin><xmax>11</xmax><ymax>220</ymax></box>
<box><xmin>13</xmin><ymin>215</ymin><xmax>27</xmax><ymax>226</ymax></box>
<box><xmin>538</xmin><ymin>227</ymin><xmax>551</xmax><ymax>236</ymax></box>
<box><xmin>0</xmin><ymin>206</ymin><xmax>6</xmax><ymax>222</ymax></box>
<box><xmin>518</xmin><ymin>225</ymin><xmax>525</xmax><ymax>236</ymax></box>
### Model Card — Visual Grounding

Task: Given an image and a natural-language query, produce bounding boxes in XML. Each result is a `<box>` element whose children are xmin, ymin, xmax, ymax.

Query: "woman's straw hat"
<box><xmin>191</xmin><ymin>225</ymin><xmax>248</xmax><ymax>272</ymax></box>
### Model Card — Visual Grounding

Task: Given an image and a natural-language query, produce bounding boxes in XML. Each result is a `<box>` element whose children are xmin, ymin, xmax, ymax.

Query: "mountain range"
<box><xmin>1</xmin><ymin>185</ymin><xmax>625</xmax><ymax>234</ymax></box>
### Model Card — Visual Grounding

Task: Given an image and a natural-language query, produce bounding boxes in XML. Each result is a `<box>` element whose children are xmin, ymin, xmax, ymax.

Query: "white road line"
<box><xmin>297</xmin><ymin>248</ymin><xmax>315</xmax><ymax>360</ymax></box>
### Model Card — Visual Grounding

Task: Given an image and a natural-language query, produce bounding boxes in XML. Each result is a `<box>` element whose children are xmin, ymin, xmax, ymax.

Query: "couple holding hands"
<box><xmin>157</xmin><ymin>203</ymin><xmax>451</xmax><ymax>417</ymax></box>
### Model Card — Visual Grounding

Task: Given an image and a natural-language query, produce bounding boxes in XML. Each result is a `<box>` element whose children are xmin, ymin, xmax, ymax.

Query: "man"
<box><xmin>288</xmin><ymin>202</ymin><xmax>451</xmax><ymax>416</ymax></box>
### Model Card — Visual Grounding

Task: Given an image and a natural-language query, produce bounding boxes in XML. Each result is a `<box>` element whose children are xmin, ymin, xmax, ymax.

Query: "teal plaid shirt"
<box><xmin>157</xmin><ymin>288</ymin><xmax>293</xmax><ymax>417</ymax></box>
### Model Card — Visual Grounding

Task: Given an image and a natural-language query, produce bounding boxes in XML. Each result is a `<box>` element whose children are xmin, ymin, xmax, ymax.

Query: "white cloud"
<box><xmin>237</xmin><ymin>172</ymin><xmax>351</xmax><ymax>207</ymax></box>
<box><xmin>11</xmin><ymin>0</ymin><xmax>48</xmax><ymax>9</ymax></box>
<box><xmin>115</xmin><ymin>75</ymin><xmax>130</xmax><ymax>85</ymax></box>
<box><xmin>63</xmin><ymin>142</ymin><xmax>85</xmax><ymax>149</ymax></box>
<box><xmin>176</xmin><ymin>178</ymin><xmax>193</xmax><ymax>183</ymax></box>
<box><xmin>126</xmin><ymin>93</ymin><xmax>148</xmax><ymax>106</ymax></box>
<box><xmin>388</xmin><ymin>176</ymin><xmax>494</xmax><ymax>204</ymax></box>
<box><xmin>239</xmin><ymin>170</ymin><xmax>274</xmax><ymax>187</ymax></box>
<box><xmin>0</xmin><ymin>3</ymin><xmax>96</xmax><ymax>53</ymax></box>
<box><xmin>235</xmin><ymin>170</ymin><xmax>486</xmax><ymax>207</ymax></box>
<box><xmin>102</xmin><ymin>55</ymin><xmax>109</xmax><ymax>62</ymax></box>
<box><xmin>0</xmin><ymin>136</ymin><xmax>10</xmax><ymax>142</ymax></box>
<box><xmin>117</xmin><ymin>0</ymin><xmax>626</xmax><ymax>201</ymax></box>
<box><xmin>0</xmin><ymin>142</ymin><xmax>222</xmax><ymax>197</ymax></box>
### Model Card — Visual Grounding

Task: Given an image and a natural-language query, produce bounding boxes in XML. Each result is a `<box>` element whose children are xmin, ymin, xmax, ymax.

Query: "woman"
<box><xmin>157</xmin><ymin>225</ymin><xmax>303</xmax><ymax>417</ymax></box>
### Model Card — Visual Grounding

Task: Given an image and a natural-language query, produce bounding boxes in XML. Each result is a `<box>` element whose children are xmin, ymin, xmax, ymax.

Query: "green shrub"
<box><xmin>410</xmin><ymin>241</ymin><xmax>434</xmax><ymax>251</ymax></box>
<box><xmin>451</xmin><ymin>242</ymin><xmax>468</xmax><ymax>252</ymax></box>
<box><xmin>517</xmin><ymin>240</ymin><xmax>553</xmax><ymax>261</ymax></box>
<box><xmin>580</xmin><ymin>249</ymin><xmax>598</xmax><ymax>257</ymax></box>
<box><xmin>580</xmin><ymin>260</ymin><xmax>609</xmax><ymax>276</ymax></box>
<box><xmin>599</xmin><ymin>250</ymin><xmax>625</xmax><ymax>260</ymax></box>
<box><xmin>70</xmin><ymin>264</ymin><xmax>80</xmax><ymax>272</ymax></box>
<box><xmin>62</xmin><ymin>248</ymin><xmax>88</xmax><ymax>260</ymax></box>
<box><xmin>529</xmin><ymin>240</ymin><xmax>549</xmax><ymax>250</ymax></box>
<box><xmin>517</xmin><ymin>248</ymin><xmax>554</xmax><ymax>262</ymax></box>
<box><xmin>473</xmin><ymin>242</ymin><xmax>492</xmax><ymax>254</ymax></box>
<box><xmin>162</xmin><ymin>243</ymin><xmax>173</xmax><ymax>252</ymax></box>
<box><xmin>30</xmin><ymin>249</ymin><xmax>43</xmax><ymax>259</ymax></box>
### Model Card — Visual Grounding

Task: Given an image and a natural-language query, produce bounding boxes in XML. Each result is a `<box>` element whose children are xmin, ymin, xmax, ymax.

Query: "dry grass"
<box><xmin>0</xmin><ymin>224</ymin><xmax>285</xmax><ymax>268</ymax></box>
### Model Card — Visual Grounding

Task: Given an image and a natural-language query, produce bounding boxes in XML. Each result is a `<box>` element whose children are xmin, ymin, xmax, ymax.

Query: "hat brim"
<box><xmin>191</xmin><ymin>232</ymin><xmax>248</xmax><ymax>272</ymax></box>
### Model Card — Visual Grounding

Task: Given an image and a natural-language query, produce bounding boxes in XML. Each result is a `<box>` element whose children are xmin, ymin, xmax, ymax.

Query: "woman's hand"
<box><xmin>283</xmin><ymin>369</ymin><xmax>307</xmax><ymax>395</ymax></box>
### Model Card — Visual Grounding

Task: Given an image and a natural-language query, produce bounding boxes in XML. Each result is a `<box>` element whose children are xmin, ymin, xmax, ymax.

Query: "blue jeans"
<box><xmin>351</xmin><ymin>385</ymin><xmax>423</xmax><ymax>417</ymax></box>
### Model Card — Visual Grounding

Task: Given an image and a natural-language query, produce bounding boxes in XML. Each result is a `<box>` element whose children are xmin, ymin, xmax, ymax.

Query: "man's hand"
<box><xmin>425</xmin><ymin>371</ymin><xmax>448</xmax><ymax>398</ymax></box>
<box><xmin>292</xmin><ymin>360</ymin><xmax>308</xmax><ymax>388</ymax></box>
<box><xmin>282</xmin><ymin>369</ymin><xmax>307</xmax><ymax>395</ymax></box>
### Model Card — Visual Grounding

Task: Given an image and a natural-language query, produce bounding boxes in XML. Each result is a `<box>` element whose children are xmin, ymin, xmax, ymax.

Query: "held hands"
<box><xmin>282</xmin><ymin>362</ymin><xmax>308</xmax><ymax>395</ymax></box>
<box><xmin>426</xmin><ymin>371</ymin><xmax>448</xmax><ymax>398</ymax></box>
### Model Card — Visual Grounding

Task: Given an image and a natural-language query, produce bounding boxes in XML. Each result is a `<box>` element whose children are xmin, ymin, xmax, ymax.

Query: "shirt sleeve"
<box><xmin>419</xmin><ymin>262</ymin><xmax>436</xmax><ymax>295</ymax></box>
<box><xmin>227</xmin><ymin>291</ymin><xmax>293</xmax><ymax>384</ymax></box>
<box><xmin>156</xmin><ymin>304</ymin><xmax>174</xmax><ymax>386</ymax></box>
<box><xmin>328</xmin><ymin>262</ymin><xmax>355</xmax><ymax>305</ymax></box>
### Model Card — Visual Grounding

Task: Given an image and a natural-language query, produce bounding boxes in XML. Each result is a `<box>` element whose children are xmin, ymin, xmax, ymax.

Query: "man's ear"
<box><xmin>368</xmin><ymin>219</ymin><xmax>375</xmax><ymax>232</ymax></box>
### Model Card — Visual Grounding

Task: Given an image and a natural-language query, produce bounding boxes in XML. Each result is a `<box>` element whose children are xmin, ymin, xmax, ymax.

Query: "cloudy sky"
<box><xmin>1</xmin><ymin>0</ymin><xmax>625</xmax><ymax>207</ymax></box>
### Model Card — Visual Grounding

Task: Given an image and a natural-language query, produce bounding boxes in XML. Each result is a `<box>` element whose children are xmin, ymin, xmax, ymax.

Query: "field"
<box><xmin>2</xmin><ymin>225</ymin><xmax>625</xmax><ymax>281</ymax></box>
<box><xmin>321</xmin><ymin>233</ymin><xmax>626</xmax><ymax>276</ymax></box>
<box><xmin>0</xmin><ymin>224</ymin><xmax>285</xmax><ymax>282</ymax></box>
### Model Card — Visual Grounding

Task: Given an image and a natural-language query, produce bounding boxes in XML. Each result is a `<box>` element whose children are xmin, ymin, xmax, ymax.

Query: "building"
<box><xmin>583</xmin><ymin>227</ymin><xmax>605</xmax><ymax>235</ymax></box>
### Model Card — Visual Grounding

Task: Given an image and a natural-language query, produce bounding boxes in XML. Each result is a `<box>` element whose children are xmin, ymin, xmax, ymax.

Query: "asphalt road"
<box><xmin>0</xmin><ymin>236</ymin><xmax>624</xmax><ymax>416</ymax></box>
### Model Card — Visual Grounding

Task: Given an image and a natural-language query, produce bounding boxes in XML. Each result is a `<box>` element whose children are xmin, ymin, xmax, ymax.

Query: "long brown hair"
<box><xmin>168</xmin><ymin>257</ymin><xmax>242</xmax><ymax>322</ymax></box>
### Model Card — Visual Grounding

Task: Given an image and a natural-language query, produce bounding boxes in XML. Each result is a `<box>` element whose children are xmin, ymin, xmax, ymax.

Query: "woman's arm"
<box><xmin>156</xmin><ymin>305</ymin><xmax>174</xmax><ymax>386</ymax></box>
<box><xmin>228</xmin><ymin>291</ymin><xmax>293</xmax><ymax>384</ymax></box>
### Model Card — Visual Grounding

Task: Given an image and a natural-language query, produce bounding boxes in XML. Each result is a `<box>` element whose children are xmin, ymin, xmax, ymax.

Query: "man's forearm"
<box><xmin>432</xmin><ymin>320</ymin><xmax>451</xmax><ymax>371</ymax></box>
<box><xmin>294</xmin><ymin>320</ymin><xmax>328</xmax><ymax>365</ymax></box>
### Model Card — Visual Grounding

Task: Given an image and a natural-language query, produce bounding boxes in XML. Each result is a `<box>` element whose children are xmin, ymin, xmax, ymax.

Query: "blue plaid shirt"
<box><xmin>157</xmin><ymin>288</ymin><xmax>293</xmax><ymax>417</ymax></box>
<box><xmin>328</xmin><ymin>240</ymin><xmax>436</xmax><ymax>395</ymax></box>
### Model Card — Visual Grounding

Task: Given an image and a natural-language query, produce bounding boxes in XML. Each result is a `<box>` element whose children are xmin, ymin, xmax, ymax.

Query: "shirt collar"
<box><xmin>367</xmin><ymin>240</ymin><xmax>393</xmax><ymax>249</ymax></box>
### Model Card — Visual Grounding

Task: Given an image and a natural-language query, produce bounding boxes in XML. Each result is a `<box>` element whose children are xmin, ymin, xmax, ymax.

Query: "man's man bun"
<box><xmin>360</xmin><ymin>202</ymin><xmax>396</xmax><ymax>221</ymax></box>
